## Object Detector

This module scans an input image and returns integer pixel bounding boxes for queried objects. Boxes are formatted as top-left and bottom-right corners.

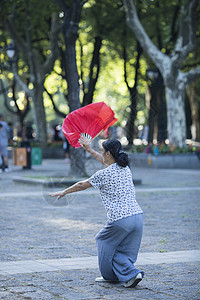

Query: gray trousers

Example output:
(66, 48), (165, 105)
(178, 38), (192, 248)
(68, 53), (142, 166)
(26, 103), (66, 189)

(95, 214), (144, 282)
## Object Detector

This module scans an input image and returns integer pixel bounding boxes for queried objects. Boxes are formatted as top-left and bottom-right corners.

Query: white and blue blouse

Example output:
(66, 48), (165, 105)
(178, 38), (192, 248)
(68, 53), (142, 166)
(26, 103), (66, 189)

(89, 163), (143, 223)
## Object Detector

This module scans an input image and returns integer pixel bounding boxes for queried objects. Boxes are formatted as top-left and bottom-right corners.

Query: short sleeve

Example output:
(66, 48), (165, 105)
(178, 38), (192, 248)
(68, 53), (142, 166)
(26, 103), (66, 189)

(88, 169), (104, 189)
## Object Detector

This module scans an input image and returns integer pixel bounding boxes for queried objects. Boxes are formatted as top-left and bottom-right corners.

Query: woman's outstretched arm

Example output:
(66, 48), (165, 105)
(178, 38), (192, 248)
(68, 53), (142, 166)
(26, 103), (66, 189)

(49, 179), (92, 200)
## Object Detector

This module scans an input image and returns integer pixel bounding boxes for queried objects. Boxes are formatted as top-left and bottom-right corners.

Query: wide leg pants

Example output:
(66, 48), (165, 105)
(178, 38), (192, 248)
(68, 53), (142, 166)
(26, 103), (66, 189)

(95, 214), (144, 282)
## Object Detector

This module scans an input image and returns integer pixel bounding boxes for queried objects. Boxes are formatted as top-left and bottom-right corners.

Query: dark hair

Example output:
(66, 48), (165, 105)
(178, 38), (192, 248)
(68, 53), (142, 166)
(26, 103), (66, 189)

(102, 139), (129, 167)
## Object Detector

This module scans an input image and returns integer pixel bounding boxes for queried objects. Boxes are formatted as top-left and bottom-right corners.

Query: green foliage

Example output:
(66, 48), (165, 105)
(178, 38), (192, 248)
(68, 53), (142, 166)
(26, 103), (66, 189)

(0, 0), (199, 141)
(131, 144), (146, 153)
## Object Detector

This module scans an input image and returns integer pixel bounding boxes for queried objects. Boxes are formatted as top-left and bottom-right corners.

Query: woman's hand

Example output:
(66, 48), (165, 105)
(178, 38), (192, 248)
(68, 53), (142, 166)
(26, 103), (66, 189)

(48, 190), (66, 200)
(79, 136), (91, 152)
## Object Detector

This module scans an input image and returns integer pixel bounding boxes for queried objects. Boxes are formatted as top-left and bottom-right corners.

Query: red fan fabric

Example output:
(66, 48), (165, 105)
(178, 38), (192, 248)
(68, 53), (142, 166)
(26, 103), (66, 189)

(62, 102), (118, 148)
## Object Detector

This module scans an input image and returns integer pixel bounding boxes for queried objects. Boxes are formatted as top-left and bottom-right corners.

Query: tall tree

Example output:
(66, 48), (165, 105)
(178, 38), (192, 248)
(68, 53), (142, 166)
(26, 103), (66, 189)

(1, 0), (60, 146)
(55, 0), (87, 176)
(124, 0), (200, 147)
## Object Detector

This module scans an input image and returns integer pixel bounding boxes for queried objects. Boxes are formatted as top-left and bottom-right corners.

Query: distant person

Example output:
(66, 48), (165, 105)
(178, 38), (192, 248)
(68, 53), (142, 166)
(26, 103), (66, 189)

(63, 138), (70, 163)
(8, 122), (13, 143)
(47, 124), (53, 144)
(54, 125), (62, 141)
(16, 123), (23, 139)
(26, 123), (34, 139)
(143, 125), (149, 142)
(58, 128), (70, 163)
(0, 123), (3, 171)
(49, 138), (144, 288)
(0, 114), (10, 172)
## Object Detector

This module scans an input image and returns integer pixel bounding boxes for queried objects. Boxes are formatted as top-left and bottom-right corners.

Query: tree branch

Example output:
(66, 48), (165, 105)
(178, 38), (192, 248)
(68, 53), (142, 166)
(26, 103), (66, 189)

(0, 79), (14, 114)
(123, 45), (130, 91)
(12, 63), (33, 97)
(43, 13), (60, 74)
(82, 36), (102, 106)
(169, 0), (181, 44)
(6, 14), (28, 61)
(25, 3), (35, 81)
(173, 0), (199, 64)
(79, 38), (85, 93)
(12, 79), (21, 114)
(0, 85), (9, 96)
(123, 0), (170, 74)
(183, 67), (200, 84)
(44, 87), (66, 118)
(54, 0), (69, 13)
(155, 0), (163, 50)
(81, 0), (88, 8)
(23, 93), (31, 117)
(6, 12), (40, 83)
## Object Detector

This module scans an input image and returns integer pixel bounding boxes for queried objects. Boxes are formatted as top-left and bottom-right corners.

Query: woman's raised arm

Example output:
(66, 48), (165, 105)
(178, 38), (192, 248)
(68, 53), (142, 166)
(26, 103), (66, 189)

(79, 136), (106, 166)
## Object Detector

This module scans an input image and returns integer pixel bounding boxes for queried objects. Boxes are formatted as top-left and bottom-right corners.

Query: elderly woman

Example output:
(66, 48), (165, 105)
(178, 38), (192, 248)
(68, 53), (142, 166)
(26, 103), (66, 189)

(49, 138), (144, 288)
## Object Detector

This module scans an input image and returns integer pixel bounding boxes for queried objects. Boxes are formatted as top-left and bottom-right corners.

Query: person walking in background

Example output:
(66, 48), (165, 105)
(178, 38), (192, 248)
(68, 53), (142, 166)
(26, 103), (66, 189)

(0, 114), (10, 172)
(58, 128), (70, 164)
(63, 137), (70, 163)
(8, 122), (13, 144)
(49, 137), (144, 288)
(0, 123), (4, 172)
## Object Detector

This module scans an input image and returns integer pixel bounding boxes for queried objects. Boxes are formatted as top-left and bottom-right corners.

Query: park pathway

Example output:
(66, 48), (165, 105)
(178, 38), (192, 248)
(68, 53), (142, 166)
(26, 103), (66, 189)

(0, 159), (199, 299)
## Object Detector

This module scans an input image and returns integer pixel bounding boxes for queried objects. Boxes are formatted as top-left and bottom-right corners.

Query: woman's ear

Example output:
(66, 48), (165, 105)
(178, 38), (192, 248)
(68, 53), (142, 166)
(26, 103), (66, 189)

(106, 151), (111, 157)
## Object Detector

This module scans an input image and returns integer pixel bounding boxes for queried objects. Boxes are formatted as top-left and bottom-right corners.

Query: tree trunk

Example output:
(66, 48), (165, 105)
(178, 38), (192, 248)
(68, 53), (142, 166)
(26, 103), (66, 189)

(33, 83), (47, 147)
(126, 87), (137, 145)
(165, 85), (186, 148)
(65, 42), (81, 112)
(157, 75), (166, 143)
(186, 82), (200, 141)
(64, 42), (86, 176)
(61, 0), (86, 177)
(69, 147), (86, 177)
(124, 42), (142, 145)
(147, 81), (158, 143)
(82, 36), (102, 106)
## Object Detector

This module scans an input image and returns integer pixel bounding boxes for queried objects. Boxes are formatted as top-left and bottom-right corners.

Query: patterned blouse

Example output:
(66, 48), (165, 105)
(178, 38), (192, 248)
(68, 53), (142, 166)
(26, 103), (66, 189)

(89, 163), (143, 223)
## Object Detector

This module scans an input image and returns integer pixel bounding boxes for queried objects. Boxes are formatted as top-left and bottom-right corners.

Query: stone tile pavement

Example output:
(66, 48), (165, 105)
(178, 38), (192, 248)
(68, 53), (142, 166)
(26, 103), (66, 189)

(0, 158), (200, 299)
(0, 250), (199, 276)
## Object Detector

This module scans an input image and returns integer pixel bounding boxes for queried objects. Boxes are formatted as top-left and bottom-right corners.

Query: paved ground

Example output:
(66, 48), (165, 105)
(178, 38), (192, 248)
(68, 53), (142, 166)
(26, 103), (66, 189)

(0, 158), (200, 299)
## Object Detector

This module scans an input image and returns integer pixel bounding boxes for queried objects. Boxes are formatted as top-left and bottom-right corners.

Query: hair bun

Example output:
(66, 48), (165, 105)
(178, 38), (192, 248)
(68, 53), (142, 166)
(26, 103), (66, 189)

(102, 139), (129, 167)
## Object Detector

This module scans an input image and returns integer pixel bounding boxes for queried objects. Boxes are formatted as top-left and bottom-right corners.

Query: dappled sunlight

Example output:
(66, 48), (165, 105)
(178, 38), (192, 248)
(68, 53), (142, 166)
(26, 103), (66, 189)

(45, 218), (100, 231)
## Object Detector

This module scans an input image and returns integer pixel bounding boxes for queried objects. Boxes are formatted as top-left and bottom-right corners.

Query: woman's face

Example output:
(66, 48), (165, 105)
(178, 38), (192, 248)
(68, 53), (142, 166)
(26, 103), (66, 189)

(102, 147), (115, 165)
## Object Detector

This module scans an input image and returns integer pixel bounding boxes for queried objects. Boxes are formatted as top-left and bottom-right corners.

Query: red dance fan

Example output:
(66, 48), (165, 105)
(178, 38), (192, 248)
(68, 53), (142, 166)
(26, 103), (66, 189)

(62, 102), (118, 148)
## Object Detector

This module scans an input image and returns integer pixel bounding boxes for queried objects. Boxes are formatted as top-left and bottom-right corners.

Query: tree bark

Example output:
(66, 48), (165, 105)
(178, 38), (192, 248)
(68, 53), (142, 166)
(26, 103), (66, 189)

(186, 82), (200, 141)
(32, 82), (48, 145)
(165, 85), (186, 148)
(64, 38), (81, 112)
(147, 79), (158, 144)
